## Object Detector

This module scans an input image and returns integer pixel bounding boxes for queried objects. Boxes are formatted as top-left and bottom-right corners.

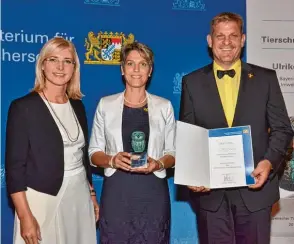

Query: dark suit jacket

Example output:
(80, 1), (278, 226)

(179, 62), (293, 212)
(5, 91), (92, 196)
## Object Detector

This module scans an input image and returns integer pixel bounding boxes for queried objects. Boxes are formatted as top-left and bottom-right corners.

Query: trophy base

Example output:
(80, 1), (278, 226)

(130, 152), (148, 168)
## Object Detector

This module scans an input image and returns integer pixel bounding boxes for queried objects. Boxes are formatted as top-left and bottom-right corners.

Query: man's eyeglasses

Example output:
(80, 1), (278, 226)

(44, 57), (75, 67)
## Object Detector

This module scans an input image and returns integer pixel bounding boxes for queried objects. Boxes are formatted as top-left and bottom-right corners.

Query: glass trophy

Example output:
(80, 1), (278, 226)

(130, 131), (148, 168)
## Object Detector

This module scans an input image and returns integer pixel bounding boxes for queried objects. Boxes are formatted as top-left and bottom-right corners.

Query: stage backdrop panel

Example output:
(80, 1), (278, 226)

(1, 1), (245, 243)
(247, 1), (294, 243)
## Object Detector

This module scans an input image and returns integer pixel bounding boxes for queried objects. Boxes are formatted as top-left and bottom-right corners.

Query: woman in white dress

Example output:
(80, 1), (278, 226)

(5, 37), (98, 244)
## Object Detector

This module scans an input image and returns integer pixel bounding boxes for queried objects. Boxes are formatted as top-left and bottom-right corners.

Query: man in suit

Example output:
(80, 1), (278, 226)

(179, 12), (293, 244)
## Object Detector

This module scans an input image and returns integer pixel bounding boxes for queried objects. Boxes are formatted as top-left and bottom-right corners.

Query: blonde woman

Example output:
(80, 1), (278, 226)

(6, 37), (98, 244)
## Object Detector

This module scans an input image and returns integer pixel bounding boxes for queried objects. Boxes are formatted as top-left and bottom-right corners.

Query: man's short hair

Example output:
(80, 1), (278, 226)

(210, 12), (244, 34)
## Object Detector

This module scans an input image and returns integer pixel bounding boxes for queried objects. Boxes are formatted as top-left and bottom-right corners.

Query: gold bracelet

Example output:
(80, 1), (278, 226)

(157, 159), (165, 171)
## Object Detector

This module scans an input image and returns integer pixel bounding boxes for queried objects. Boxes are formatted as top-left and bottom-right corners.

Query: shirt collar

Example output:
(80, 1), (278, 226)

(213, 59), (241, 72)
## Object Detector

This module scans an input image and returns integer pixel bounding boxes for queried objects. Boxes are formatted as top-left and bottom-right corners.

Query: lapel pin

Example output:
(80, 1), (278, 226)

(248, 73), (254, 79)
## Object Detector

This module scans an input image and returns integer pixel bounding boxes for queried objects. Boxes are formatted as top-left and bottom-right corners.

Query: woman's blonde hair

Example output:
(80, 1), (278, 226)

(32, 37), (83, 99)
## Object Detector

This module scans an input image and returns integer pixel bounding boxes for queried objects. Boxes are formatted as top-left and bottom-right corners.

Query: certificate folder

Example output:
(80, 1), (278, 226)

(174, 121), (255, 189)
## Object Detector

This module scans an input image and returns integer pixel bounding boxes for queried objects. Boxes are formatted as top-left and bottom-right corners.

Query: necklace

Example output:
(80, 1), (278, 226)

(42, 91), (80, 143)
(123, 93), (147, 105)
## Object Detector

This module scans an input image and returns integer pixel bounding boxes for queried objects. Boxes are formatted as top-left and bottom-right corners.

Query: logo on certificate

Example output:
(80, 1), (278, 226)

(243, 129), (249, 134)
(223, 174), (234, 184)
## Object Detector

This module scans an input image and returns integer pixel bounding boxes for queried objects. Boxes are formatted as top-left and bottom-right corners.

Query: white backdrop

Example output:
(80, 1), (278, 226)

(246, 1), (294, 243)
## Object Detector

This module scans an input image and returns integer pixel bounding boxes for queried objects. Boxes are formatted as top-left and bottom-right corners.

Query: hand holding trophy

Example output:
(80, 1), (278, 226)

(130, 131), (162, 174)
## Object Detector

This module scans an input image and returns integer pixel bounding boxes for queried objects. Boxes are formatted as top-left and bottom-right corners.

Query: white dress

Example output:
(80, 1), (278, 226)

(13, 100), (97, 244)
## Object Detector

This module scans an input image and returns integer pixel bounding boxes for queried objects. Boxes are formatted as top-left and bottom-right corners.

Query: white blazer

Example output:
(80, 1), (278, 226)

(89, 92), (176, 178)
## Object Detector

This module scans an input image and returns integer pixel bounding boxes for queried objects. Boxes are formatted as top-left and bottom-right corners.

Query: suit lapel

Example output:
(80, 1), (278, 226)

(204, 64), (228, 127)
(117, 94), (124, 152)
(232, 62), (253, 126)
(114, 93), (124, 152)
(31, 92), (64, 151)
(146, 92), (154, 156)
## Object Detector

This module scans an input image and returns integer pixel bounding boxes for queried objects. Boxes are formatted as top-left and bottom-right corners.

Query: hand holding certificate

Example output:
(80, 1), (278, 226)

(174, 121), (255, 189)
(249, 159), (272, 189)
